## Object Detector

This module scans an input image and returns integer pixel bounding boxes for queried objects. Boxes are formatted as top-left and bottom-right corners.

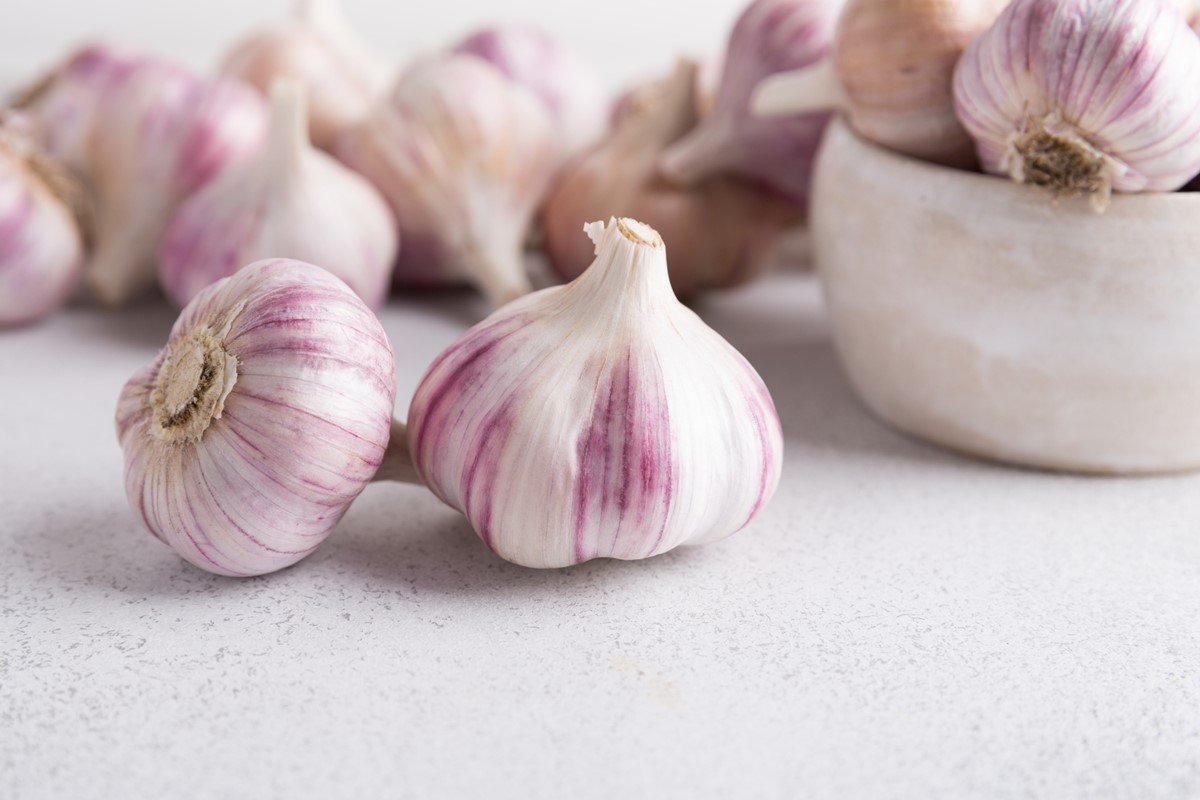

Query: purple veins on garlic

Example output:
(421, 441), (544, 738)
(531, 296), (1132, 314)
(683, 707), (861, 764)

(336, 54), (559, 308)
(115, 259), (398, 577)
(407, 217), (783, 569)
(158, 79), (397, 309)
(219, 0), (393, 151)
(953, 0), (1200, 211)
(660, 0), (844, 208)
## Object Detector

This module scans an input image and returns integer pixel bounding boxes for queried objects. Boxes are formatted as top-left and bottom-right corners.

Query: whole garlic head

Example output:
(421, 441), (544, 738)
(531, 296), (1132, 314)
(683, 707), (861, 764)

(220, 0), (393, 150)
(407, 217), (784, 569)
(337, 54), (559, 307)
(159, 80), (398, 309)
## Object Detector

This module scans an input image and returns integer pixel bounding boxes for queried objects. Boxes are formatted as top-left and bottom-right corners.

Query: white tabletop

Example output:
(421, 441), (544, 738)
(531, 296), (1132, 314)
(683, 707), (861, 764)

(3, 266), (1199, 800)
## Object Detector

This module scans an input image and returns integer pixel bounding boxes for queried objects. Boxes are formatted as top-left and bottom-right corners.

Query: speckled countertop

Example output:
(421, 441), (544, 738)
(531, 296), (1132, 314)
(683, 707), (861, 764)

(3, 269), (1199, 800)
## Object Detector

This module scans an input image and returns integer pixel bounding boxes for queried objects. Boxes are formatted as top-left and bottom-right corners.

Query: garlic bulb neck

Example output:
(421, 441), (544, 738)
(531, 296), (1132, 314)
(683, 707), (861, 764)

(1006, 113), (1114, 211)
(265, 78), (309, 181)
(150, 321), (239, 444)
(557, 219), (674, 319)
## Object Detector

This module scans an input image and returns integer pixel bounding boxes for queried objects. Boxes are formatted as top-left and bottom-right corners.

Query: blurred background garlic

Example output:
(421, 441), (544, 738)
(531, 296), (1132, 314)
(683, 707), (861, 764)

(544, 61), (797, 295)
(159, 80), (397, 309)
(451, 25), (608, 159)
(337, 54), (558, 308)
(0, 116), (85, 328)
(954, 0), (1200, 209)
(116, 259), (397, 577)
(219, 0), (393, 151)
(660, 0), (844, 209)
(754, 0), (1009, 168)
(407, 217), (783, 569)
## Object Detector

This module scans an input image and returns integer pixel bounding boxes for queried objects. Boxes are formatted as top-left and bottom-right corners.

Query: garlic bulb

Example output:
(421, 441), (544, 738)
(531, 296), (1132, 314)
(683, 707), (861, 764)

(0, 118), (85, 328)
(20, 50), (266, 305)
(544, 61), (796, 295)
(954, 0), (1200, 209)
(159, 80), (397, 309)
(337, 55), (558, 307)
(660, 0), (843, 207)
(753, 0), (1009, 168)
(451, 26), (608, 157)
(220, 0), (393, 151)
(407, 217), (783, 569)
(115, 259), (397, 577)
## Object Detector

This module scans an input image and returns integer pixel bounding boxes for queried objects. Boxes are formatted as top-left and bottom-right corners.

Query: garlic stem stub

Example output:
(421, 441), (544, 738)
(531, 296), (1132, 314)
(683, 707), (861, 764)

(954, 0), (1200, 210)
(115, 259), (399, 577)
(158, 79), (398, 309)
(337, 54), (558, 308)
(407, 218), (784, 569)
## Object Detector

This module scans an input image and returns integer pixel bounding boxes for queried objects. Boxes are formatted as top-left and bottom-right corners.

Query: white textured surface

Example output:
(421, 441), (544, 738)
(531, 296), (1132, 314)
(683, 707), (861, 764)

(3, 271), (1200, 799)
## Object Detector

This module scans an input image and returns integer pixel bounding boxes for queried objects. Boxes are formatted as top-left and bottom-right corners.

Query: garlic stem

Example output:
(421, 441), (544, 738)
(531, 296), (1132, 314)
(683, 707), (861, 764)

(265, 79), (309, 183)
(372, 418), (422, 484)
(751, 58), (844, 118)
(462, 239), (534, 309)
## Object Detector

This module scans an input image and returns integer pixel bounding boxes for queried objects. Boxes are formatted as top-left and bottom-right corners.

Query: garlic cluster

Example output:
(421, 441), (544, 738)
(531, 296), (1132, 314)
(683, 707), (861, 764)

(0, 118), (85, 328)
(754, 0), (1008, 168)
(21, 48), (266, 305)
(451, 26), (608, 158)
(220, 0), (393, 151)
(544, 61), (796, 295)
(660, 0), (843, 208)
(954, 0), (1200, 209)
(116, 259), (397, 577)
(337, 55), (558, 307)
(159, 80), (397, 309)
(407, 217), (783, 569)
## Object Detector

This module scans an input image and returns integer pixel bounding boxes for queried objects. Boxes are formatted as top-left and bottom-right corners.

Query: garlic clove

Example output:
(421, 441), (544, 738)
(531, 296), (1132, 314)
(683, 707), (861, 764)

(954, 0), (1200, 209)
(660, 0), (843, 208)
(407, 217), (784, 569)
(0, 117), (86, 328)
(544, 60), (798, 295)
(115, 258), (398, 577)
(336, 54), (559, 308)
(220, 0), (393, 151)
(159, 79), (398, 309)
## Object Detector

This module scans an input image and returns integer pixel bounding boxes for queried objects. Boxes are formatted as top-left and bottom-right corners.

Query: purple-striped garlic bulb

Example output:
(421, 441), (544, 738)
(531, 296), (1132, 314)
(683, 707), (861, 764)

(451, 26), (608, 158)
(219, 0), (393, 150)
(660, 0), (844, 208)
(159, 80), (397, 309)
(20, 49), (267, 305)
(336, 55), (559, 308)
(954, 0), (1200, 210)
(407, 217), (784, 569)
(0, 118), (86, 328)
(115, 259), (403, 577)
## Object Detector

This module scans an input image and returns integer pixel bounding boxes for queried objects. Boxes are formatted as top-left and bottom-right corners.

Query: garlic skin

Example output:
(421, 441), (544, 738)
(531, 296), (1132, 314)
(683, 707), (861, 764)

(0, 122), (85, 328)
(159, 80), (397, 309)
(220, 0), (393, 151)
(115, 259), (397, 577)
(660, 0), (843, 207)
(337, 55), (558, 307)
(954, 0), (1200, 209)
(544, 61), (796, 295)
(408, 218), (782, 569)
(451, 26), (608, 157)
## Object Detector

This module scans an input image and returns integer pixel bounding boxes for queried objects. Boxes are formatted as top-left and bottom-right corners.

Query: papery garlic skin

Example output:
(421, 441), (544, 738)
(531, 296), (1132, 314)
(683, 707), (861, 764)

(451, 26), (608, 157)
(159, 80), (397, 309)
(220, 0), (393, 150)
(0, 125), (84, 328)
(954, 0), (1200, 208)
(408, 218), (783, 569)
(337, 55), (558, 307)
(660, 0), (843, 207)
(115, 259), (397, 577)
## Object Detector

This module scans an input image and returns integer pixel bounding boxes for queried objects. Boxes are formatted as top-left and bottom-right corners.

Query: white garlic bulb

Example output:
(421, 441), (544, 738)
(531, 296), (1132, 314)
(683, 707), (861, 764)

(337, 54), (559, 308)
(407, 217), (784, 569)
(954, 0), (1200, 209)
(0, 119), (85, 328)
(220, 0), (393, 150)
(116, 259), (397, 577)
(158, 80), (398, 309)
